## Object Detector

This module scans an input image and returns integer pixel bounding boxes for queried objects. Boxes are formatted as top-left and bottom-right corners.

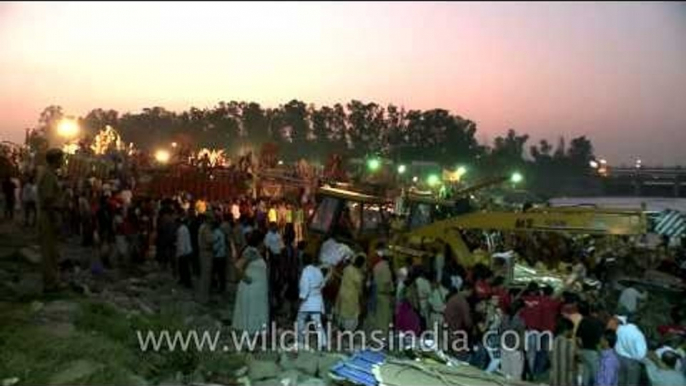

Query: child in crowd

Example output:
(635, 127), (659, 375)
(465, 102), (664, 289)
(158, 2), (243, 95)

(596, 330), (620, 386)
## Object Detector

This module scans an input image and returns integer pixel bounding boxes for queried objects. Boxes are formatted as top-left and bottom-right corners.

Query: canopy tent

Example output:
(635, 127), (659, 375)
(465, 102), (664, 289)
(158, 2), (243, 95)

(653, 209), (686, 238)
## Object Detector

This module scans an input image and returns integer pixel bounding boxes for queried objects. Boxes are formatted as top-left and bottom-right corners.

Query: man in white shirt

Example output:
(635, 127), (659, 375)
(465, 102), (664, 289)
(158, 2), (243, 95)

(175, 217), (193, 288)
(264, 222), (284, 258)
(608, 316), (648, 386)
(21, 177), (38, 227)
(618, 285), (647, 316)
(297, 253), (328, 350)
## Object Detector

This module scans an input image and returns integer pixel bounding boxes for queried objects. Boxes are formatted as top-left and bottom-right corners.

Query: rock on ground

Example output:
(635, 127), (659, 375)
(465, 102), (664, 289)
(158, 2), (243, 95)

(48, 360), (104, 385)
(39, 321), (76, 338)
(247, 359), (280, 381)
(293, 351), (319, 376)
(279, 369), (302, 386)
(298, 377), (327, 386)
(19, 246), (41, 264)
(39, 300), (80, 322)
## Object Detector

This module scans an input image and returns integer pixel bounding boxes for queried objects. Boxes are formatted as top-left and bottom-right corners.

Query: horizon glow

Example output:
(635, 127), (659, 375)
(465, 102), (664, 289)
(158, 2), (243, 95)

(1, 2), (685, 165)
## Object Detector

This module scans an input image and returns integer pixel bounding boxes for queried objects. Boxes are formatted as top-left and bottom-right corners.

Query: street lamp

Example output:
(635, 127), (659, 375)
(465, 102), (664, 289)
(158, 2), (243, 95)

(589, 160), (599, 169)
(456, 166), (467, 176)
(397, 164), (407, 174)
(510, 172), (523, 184)
(155, 149), (171, 164)
(427, 174), (441, 187)
(367, 157), (381, 172)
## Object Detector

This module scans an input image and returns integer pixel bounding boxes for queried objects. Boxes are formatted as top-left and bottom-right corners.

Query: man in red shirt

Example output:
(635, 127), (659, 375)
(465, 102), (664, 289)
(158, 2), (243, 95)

(518, 282), (546, 381)
(490, 276), (511, 312)
(537, 285), (562, 376)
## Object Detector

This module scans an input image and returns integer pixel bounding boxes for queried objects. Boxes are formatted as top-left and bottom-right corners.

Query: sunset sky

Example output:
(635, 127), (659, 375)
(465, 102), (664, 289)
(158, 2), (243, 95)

(1, 2), (685, 165)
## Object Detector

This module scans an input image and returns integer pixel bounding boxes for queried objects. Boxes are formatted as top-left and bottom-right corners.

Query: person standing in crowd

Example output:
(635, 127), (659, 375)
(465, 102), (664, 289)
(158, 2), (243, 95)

(434, 246), (445, 284)
(427, 276), (450, 332)
(277, 201), (287, 233)
(293, 204), (304, 244)
(643, 350), (686, 386)
(537, 285), (561, 376)
(481, 292), (504, 373)
(112, 206), (128, 268)
(596, 330), (620, 386)
(335, 253), (365, 332)
(414, 265), (432, 328)
(285, 202), (293, 232)
(575, 302), (606, 386)
(394, 273), (422, 336)
(280, 223), (300, 321)
(519, 281), (544, 381)
(268, 203), (278, 226)
(607, 315), (648, 386)
(264, 221), (284, 311)
(37, 149), (64, 292)
(21, 175), (37, 227)
(297, 252), (328, 350)
(211, 217), (227, 294)
(219, 214), (236, 284)
(197, 213), (215, 304)
(550, 318), (578, 386)
(444, 282), (474, 360)
(233, 230), (269, 334)
(2, 176), (16, 220)
(255, 200), (267, 232)
(499, 299), (526, 381)
(367, 245), (394, 335)
(395, 260), (410, 305)
(231, 200), (241, 223)
(188, 208), (201, 277)
(155, 204), (176, 272)
(175, 213), (193, 288)
(618, 284), (647, 319)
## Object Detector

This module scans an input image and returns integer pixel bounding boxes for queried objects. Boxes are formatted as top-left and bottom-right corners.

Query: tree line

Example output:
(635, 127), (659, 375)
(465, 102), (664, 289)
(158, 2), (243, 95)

(32, 101), (597, 196)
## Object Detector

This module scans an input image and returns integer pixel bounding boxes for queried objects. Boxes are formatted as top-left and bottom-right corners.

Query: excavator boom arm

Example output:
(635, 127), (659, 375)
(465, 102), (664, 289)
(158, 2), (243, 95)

(433, 210), (648, 235)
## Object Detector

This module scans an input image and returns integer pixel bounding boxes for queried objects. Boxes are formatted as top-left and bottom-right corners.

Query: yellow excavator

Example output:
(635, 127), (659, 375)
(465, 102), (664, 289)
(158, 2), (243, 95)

(305, 177), (648, 291)
(390, 205), (647, 266)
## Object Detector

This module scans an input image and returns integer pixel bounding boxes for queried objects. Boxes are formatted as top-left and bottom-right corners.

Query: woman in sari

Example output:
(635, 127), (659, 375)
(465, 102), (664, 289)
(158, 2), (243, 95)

(232, 230), (269, 334)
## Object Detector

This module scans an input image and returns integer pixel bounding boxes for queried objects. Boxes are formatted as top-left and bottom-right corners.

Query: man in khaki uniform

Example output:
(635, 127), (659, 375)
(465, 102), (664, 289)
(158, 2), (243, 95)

(38, 149), (64, 292)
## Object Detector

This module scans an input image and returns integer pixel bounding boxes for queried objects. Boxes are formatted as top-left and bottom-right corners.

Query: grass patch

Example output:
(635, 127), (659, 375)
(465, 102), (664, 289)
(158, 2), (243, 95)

(0, 297), (213, 385)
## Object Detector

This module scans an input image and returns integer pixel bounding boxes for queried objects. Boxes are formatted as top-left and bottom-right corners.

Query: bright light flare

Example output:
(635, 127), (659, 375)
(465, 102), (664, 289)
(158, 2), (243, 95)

(367, 158), (381, 172)
(427, 174), (441, 187)
(511, 172), (523, 184)
(57, 119), (79, 139)
(397, 164), (406, 174)
(155, 149), (171, 164)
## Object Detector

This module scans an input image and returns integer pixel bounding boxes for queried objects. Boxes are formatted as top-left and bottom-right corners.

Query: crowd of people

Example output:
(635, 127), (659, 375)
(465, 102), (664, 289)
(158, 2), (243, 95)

(3, 148), (686, 386)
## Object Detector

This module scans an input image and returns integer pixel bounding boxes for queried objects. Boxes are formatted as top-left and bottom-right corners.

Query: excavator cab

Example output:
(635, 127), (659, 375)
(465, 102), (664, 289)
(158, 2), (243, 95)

(306, 185), (392, 258)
